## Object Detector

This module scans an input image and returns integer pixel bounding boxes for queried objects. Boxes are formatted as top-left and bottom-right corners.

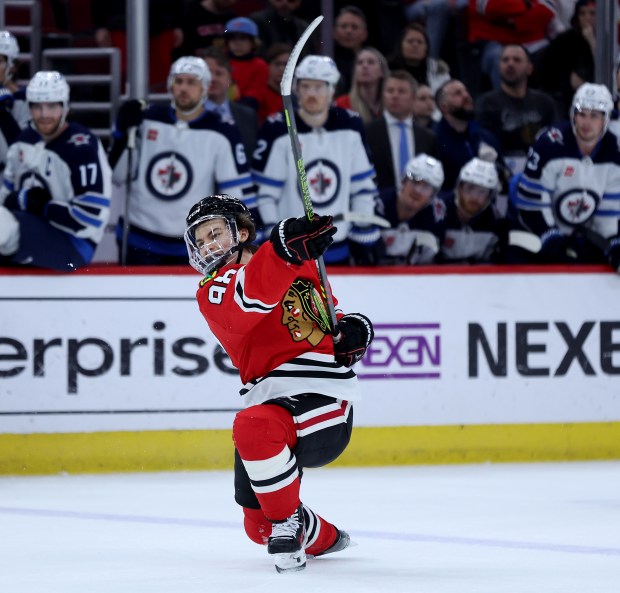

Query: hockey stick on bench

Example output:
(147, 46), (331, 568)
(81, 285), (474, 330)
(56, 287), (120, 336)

(280, 15), (340, 337)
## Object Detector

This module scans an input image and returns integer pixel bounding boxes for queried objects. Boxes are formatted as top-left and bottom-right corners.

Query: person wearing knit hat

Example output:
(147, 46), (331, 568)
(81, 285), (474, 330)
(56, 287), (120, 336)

(224, 16), (268, 111)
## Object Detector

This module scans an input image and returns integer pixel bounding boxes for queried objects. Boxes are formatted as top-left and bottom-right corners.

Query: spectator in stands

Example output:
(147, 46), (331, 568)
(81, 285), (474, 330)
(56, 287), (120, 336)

(511, 83), (620, 271)
(377, 153), (447, 265)
(0, 71), (111, 271)
(255, 43), (291, 125)
(201, 47), (258, 160)
(108, 57), (254, 265)
(0, 31), (29, 180)
(224, 17), (269, 111)
(332, 6), (368, 97)
(412, 83), (438, 129)
(180, 0), (238, 57)
(475, 44), (559, 176)
(438, 157), (506, 263)
(608, 55), (620, 139)
(434, 78), (504, 192)
(387, 23), (451, 94)
(461, 0), (556, 99)
(249, 0), (311, 58)
(536, 0), (596, 116)
(404, 0), (468, 60)
(335, 47), (389, 124)
(0, 31), (27, 127)
(366, 70), (438, 193)
(252, 55), (380, 265)
(91, 0), (183, 92)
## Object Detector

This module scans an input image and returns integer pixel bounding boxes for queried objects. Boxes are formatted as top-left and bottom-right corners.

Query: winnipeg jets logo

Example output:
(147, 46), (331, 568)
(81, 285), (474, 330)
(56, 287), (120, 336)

(555, 189), (598, 225)
(146, 151), (193, 200)
(546, 127), (564, 144)
(303, 158), (340, 208)
(67, 133), (90, 146)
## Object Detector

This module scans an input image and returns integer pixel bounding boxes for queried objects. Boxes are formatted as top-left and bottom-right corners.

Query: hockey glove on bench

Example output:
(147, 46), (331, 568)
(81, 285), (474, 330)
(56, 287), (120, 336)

(5, 186), (52, 217)
(334, 313), (374, 367)
(270, 215), (336, 265)
(606, 236), (620, 273)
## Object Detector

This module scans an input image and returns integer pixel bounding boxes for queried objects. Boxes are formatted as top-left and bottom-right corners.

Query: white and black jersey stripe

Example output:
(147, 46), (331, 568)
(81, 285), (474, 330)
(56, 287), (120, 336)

(245, 446), (299, 495)
(240, 353), (361, 407)
(303, 505), (321, 550)
(233, 266), (278, 313)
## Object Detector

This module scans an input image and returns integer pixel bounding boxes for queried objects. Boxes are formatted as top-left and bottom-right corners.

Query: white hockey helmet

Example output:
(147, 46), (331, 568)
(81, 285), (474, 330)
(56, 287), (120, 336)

(167, 56), (212, 95)
(404, 154), (444, 191)
(0, 31), (19, 66)
(458, 157), (498, 191)
(456, 157), (498, 215)
(571, 82), (613, 135)
(295, 55), (340, 88)
(26, 71), (70, 107)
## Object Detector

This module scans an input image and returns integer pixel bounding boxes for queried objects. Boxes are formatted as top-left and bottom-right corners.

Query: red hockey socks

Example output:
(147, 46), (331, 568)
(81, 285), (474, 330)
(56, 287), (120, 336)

(242, 507), (271, 545)
(242, 505), (338, 556)
(233, 404), (300, 521)
(302, 504), (338, 556)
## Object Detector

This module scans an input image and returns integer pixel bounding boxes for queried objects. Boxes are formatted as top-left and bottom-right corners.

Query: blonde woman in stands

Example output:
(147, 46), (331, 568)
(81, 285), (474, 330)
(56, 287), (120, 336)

(335, 47), (389, 124)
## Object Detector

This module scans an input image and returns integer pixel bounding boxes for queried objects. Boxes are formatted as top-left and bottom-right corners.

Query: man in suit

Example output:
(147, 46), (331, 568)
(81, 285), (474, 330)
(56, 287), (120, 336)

(365, 70), (437, 192)
(201, 47), (258, 161)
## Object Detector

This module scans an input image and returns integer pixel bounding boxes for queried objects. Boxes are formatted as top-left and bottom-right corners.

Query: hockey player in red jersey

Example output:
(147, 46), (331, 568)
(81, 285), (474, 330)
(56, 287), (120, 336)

(184, 194), (374, 573)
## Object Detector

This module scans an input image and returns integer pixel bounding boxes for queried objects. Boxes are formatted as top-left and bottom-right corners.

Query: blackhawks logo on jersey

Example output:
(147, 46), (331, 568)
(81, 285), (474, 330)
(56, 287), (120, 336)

(281, 278), (330, 346)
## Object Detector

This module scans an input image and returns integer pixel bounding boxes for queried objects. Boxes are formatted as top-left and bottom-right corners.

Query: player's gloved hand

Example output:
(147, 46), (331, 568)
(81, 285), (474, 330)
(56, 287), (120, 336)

(334, 313), (374, 367)
(115, 99), (144, 134)
(539, 229), (571, 263)
(14, 186), (52, 216)
(0, 87), (14, 111)
(605, 236), (620, 273)
(270, 215), (336, 265)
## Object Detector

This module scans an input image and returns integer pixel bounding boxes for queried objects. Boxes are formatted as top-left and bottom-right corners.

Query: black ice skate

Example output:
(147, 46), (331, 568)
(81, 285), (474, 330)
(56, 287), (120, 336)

(268, 504), (306, 573)
(309, 528), (357, 558)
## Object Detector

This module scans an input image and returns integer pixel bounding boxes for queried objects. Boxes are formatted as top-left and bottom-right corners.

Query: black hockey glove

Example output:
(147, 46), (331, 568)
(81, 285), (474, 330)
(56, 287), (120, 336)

(115, 99), (144, 134)
(270, 215), (336, 265)
(605, 236), (620, 273)
(13, 186), (52, 217)
(539, 229), (572, 263)
(334, 313), (374, 367)
(0, 87), (14, 111)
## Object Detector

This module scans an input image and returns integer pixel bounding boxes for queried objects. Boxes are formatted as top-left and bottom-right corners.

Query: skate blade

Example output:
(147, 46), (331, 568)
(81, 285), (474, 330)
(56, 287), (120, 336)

(273, 549), (307, 573)
(307, 538), (358, 559)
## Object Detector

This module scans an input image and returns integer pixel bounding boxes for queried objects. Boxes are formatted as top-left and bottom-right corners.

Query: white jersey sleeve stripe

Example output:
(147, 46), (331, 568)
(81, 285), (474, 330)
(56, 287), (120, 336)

(233, 267), (279, 313)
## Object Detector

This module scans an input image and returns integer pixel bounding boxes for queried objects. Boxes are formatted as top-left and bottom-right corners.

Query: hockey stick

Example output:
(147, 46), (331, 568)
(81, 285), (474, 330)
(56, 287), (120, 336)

(120, 125), (137, 266)
(280, 15), (340, 337)
(333, 211), (391, 229)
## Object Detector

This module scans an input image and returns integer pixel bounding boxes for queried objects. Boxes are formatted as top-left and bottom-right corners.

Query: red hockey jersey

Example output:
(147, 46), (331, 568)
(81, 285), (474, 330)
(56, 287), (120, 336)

(195, 242), (362, 407)
(468, 0), (556, 46)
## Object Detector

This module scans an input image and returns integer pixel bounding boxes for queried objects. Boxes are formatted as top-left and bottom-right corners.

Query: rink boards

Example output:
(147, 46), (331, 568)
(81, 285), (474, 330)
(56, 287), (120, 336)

(1, 265), (619, 474)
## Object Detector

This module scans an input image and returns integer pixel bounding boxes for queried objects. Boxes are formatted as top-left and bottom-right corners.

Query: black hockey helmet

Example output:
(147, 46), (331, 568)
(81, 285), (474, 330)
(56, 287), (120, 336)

(184, 194), (254, 276)
(186, 194), (251, 227)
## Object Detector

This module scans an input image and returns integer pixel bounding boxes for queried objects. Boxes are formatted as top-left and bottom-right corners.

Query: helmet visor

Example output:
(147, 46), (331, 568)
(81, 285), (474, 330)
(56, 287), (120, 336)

(184, 215), (239, 275)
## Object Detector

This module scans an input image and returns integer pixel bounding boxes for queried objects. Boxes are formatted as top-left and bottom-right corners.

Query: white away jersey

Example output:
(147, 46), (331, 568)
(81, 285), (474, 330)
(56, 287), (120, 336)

(0, 122), (112, 244)
(515, 122), (620, 239)
(112, 105), (254, 237)
(252, 107), (378, 244)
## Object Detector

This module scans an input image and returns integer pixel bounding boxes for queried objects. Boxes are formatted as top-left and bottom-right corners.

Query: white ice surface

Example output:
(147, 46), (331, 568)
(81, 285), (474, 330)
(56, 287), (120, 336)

(0, 462), (618, 593)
